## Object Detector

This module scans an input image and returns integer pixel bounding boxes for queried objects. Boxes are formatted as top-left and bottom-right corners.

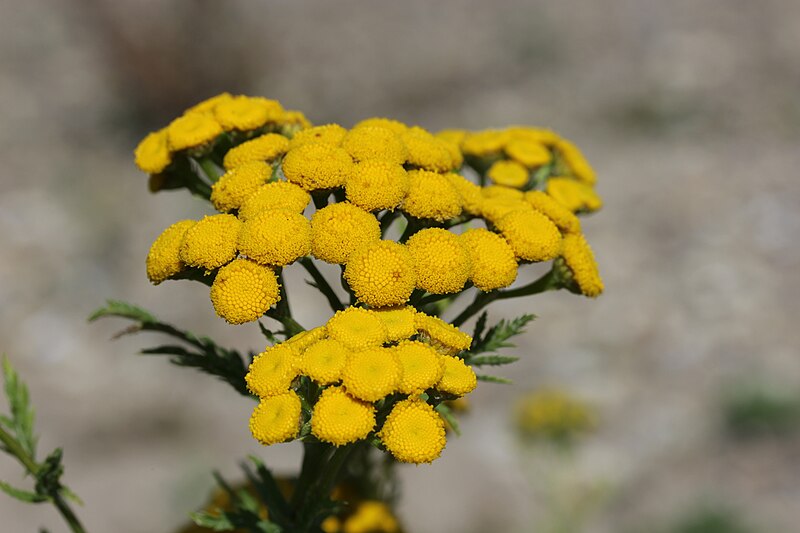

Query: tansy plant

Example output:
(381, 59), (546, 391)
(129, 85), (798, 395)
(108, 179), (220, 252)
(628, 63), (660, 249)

(2, 93), (604, 532)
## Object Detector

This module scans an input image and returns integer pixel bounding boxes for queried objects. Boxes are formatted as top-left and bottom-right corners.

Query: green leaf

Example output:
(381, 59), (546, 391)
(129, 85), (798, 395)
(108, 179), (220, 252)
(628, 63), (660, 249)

(476, 374), (513, 385)
(468, 355), (520, 367)
(471, 311), (488, 349)
(190, 510), (236, 531)
(258, 322), (280, 345)
(0, 480), (48, 503)
(434, 403), (461, 436)
(2, 356), (37, 459)
(468, 314), (535, 356)
(242, 456), (292, 526)
(35, 448), (64, 496)
(87, 299), (156, 324)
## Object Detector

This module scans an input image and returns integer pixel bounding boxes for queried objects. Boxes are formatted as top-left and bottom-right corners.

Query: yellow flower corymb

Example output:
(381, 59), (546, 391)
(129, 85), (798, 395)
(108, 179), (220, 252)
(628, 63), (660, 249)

(311, 386), (376, 446)
(238, 209), (311, 266)
(437, 356), (477, 396)
(146, 220), (196, 284)
(238, 181), (311, 221)
(222, 133), (289, 170)
(342, 347), (401, 402)
(394, 341), (444, 395)
(326, 307), (388, 351)
(134, 130), (171, 174)
(300, 339), (349, 385)
(250, 391), (301, 445)
(341, 126), (407, 165)
(460, 228), (518, 291)
(402, 170), (462, 222)
(211, 161), (272, 213)
(344, 241), (417, 307)
(495, 209), (562, 262)
(379, 398), (446, 464)
(561, 233), (604, 297)
(179, 214), (241, 270)
(406, 228), (471, 294)
(346, 160), (409, 212)
(246, 344), (298, 398)
(210, 258), (280, 324)
(310, 202), (380, 264)
(166, 112), (223, 152)
(282, 142), (354, 191)
(556, 139), (596, 185)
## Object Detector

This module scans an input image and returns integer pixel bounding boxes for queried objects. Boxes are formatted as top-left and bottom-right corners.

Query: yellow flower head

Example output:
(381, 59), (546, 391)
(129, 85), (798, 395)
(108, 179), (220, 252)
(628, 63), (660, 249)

(483, 184), (524, 200)
(354, 117), (408, 135)
(284, 326), (328, 353)
(402, 170), (462, 222)
(179, 214), (241, 270)
(222, 133), (290, 170)
(406, 228), (471, 294)
(505, 139), (551, 168)
(401, 126), (455, 172)
(238, 181), (311, 221)
(480, 196), (531, 225)
(210, 258), (281, 324)
(288, 124), (347, 150)
(342, 347), (401, 402)
(326, 307), (388, 351)
(546, 178), (603, 213)
(561, 233), (603, 297)
(250, 391), (301, 445)
(394, 341), (444, 394)
(445, 173), (483, 216)
(343, 501), (400, 533)
(556, 139), (596, 185)
(211, 161), (272, 213)
(246, 344), (299, 397)
(166, 112), (223, 151)
(311, 386), (376, 446)
(461, 129), (509, 157)
(238, 209), (312, 266)
(495, 209), (562, 262)
(300, 339), (349, 385)
(214, 95), (284, 131)
(487, 160), (529, 189)
(282, 142), (354, 191)
(373, 306), (417, 342)
(346, 160), (409, 212)
(310, 202), (381, 264)
(460, 228), (518, 291)
(279, 109), (312, 136)
(507, 126), (561, 147)
(134, 130), (171, 174)
(435, 129), (467, 146)
(524, 190), (581, 234)
(516, 389), (595, 441)
(344, 241), (417, 307)
(436, 356), (477, 396)
(435, 130), (466, 169)
(341, 126), (407, 165)
(184, 93), (233, 115)
(146, 220), (196, 284)
(413, 313), (472, 355)
(378, 398), (446, 464)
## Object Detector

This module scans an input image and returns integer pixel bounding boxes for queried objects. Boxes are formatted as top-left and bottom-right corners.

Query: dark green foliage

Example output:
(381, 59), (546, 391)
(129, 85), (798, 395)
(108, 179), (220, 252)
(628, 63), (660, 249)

(723, 385), (800, 439)
(459, 312), (534, 385)
(2, 356), (37, 459)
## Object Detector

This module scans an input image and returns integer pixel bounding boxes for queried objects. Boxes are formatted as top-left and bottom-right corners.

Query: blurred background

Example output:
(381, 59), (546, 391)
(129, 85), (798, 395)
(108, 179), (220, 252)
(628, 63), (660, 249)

(1, 1), (799, 531)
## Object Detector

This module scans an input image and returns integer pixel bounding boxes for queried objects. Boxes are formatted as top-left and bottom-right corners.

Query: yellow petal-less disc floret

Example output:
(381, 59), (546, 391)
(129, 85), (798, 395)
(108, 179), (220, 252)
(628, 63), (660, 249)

(460, 228), (518, 291)
(300, 339), (349, 385)
(394, 341), (445, 394)
(238, 181), (311, 221)
(436, 356), (477, 396)
(414, 313), (472, 355)
(373, 306), (417, 342)
(146, 220), (196, 284)
(507, 126), (561, 147)
(401, 126), (455, 172)
(494, 209), (562, 262)
(555, 139), (596, 185)
(341, 347), (401, 402)
(546, 178), (603, 213)
(354, 117), (408, 135)
(134, 130), (171, 174)
(282, 143), (354, 191)
(341, 126), (408, 165)
(179, 214), (241, 270)
(346, 160), (409, 212)
(238, 209), (312, 266)
(214, 95), (284, 131)
(250, 391), (302, 445)
(560, 233), (604, 297)
(184, 93), (233, 115)
(487, 160), (529, 189)
(284, 327), (328, 353)
(524, 190), (581, 234)
(288, 124), (347, 150)
(406, 228), (471, 294)
(378, 398), (446, 464)
(211, 161), (272, 213)
(480, 196), (531, 225)
(246, 344), (299, 397)
(222, 133), (289, 170)
(344, 241), (417, 307)
(402, 170), (462, 222)
(326, 307), (388, 351)
(310, 203), (381, 264)
(461, 129), (509, 157)
(505, 139), (551, 168)
(210, 258), (280, 324)
(166, 112), (223, 152)
(311, 386), (376, 446)
(445, 174), (483, 216)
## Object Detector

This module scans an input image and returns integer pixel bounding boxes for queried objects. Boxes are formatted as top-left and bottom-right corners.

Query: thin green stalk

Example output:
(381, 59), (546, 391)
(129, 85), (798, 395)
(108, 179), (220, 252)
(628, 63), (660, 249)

(299, 258), (344, 312)
(197, 156), (222, 183)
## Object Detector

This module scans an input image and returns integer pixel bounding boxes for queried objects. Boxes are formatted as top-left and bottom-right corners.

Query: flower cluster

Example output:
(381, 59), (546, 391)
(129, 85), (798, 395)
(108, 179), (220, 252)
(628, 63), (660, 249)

(515, 389), (595, 443)
(246, 306), (475, 464)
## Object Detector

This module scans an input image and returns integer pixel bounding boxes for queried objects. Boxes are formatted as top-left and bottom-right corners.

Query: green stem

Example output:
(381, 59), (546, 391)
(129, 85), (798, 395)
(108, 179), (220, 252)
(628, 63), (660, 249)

(52, 493), (87, 533)
(266, 272), (306, 337)
(197, 156), (222, 183)
(379, 210), (400, 237)
(298, 445), (354, 531)
(299, 258), (344, 312)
